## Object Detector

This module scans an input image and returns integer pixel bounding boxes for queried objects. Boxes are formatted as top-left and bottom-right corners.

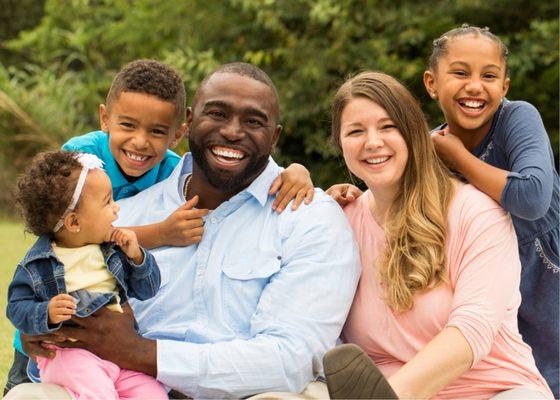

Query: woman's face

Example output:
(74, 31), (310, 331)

(340, 97), (408, 194)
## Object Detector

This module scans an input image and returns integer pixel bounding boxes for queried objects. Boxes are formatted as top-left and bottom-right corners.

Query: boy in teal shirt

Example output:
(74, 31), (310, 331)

(5, 59), (314, 394)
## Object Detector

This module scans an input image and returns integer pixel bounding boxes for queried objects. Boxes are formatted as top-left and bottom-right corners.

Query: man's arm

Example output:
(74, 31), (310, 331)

(51, 198), (360, 398)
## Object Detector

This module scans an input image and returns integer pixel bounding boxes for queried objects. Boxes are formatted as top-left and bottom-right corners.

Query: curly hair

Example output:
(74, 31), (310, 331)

(106, 59), (186, 123)
(429, 24), (509, 76)
(16, 151), (82, 237)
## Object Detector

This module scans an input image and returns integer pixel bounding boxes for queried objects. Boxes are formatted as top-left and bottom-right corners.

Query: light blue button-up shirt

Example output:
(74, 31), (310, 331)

(116, 153), (360, 399)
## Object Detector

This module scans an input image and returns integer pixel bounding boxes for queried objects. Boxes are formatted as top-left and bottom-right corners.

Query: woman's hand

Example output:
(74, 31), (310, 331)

(269, 163), (314, 212)
(326, 183), (363, 207)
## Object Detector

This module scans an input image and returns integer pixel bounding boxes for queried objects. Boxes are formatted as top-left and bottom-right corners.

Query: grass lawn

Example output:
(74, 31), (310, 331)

(0, 220), (36, 391)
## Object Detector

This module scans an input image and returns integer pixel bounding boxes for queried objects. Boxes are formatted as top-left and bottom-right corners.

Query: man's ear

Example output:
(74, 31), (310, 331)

(99, 104), (109, 132)
(270, 124), (283, 154)
(423, 70), (438, 100)
(62, 212), (80, 234)
(169, 123), (187, 149)
(185, 107), (193, 139)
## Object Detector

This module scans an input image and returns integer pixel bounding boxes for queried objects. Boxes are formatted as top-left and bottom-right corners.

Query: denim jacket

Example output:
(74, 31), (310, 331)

(6, 235), (160, 335)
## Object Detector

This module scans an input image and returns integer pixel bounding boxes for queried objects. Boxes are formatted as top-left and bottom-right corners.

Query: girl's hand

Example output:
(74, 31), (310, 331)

(111, 228), (143, 264)
(269, 163), (314, 213)
(48, 293), (76, 324)
(326, 184), (363, 207)
(431, 128), (468, 171)
(158, 195), (208, 246)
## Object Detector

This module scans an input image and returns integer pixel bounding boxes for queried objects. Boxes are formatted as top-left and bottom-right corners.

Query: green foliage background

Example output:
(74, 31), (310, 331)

(0, 0), (558, 212)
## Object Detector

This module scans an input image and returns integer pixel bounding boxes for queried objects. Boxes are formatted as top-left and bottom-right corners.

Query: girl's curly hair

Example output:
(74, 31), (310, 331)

(16, 151), (82, 236)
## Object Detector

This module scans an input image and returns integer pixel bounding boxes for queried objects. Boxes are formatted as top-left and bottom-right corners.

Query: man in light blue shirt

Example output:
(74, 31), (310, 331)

(12, 62), (360, 399)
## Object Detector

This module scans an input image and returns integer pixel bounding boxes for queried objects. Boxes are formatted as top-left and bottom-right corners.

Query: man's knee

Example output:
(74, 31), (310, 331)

(3, 383), (71, 400)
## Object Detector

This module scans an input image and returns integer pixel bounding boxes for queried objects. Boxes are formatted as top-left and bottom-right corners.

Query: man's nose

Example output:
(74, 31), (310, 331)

(220, 118), (244, 141)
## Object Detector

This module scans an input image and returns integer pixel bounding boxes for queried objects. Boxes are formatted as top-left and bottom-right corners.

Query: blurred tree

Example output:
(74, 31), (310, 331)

(0, 0), (557, 212)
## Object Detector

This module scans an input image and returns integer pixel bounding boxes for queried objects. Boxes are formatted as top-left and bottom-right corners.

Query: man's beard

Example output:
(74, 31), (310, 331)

(189, 139), (269, 192)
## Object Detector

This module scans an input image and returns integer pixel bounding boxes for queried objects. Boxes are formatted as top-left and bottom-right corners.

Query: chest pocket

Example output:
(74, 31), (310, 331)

(221, 256), (281, 334)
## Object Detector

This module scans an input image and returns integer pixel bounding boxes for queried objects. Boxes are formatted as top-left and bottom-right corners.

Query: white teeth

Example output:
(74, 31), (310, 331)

(366, 156), (389, 164)
(125, 151), (148, 162)
(211, 148), (244, 159)
(461, 100), (485, 108)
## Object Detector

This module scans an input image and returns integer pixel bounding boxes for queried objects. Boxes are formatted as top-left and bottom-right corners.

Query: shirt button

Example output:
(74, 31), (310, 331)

(210, 217), (217, 224)
(197, 270), (203, 276)
(248, 268), (253, 273)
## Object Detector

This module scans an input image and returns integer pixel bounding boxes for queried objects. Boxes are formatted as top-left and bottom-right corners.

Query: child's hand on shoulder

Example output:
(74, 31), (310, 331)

(326, 183), (363, 207)
(159, 195), (209, 247)
(269, 163), (314, 213)
(48, 293), (76, 324)
(431, 127), (468, 171)
(111, 228), (144, 265)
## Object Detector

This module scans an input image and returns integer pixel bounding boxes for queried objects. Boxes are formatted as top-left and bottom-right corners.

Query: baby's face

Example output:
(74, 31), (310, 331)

(76, 169), (119, 243)
(100, 91), (183, 179)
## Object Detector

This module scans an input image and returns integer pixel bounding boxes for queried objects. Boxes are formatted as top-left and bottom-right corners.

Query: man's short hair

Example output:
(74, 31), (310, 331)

(193, 62), (280, 120)
(106, 59), (186, 124)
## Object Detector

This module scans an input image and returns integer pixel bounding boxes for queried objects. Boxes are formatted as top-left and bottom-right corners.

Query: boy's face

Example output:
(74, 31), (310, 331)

(100, 92), (186, 178)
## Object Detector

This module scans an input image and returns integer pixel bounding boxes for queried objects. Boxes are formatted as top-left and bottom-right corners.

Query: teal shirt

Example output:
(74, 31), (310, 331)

(13, 130), (181, 354)
(62, 130), (181, 200)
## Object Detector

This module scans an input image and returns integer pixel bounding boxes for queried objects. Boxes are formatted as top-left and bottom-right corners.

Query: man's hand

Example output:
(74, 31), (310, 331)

(20, 332), (66, 361)
(48, 293), (77, 324)
(431, 128), (468, 171)
(57, 306), (157, 376)
(111, 228), (143, 264)
(158, 195), (209, 246)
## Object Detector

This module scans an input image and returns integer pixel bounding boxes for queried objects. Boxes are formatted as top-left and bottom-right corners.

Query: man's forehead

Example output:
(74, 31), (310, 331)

(197, 72), (279, 117)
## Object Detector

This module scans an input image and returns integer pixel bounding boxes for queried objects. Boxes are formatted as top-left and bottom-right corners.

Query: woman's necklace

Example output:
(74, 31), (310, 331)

(183, 174), (193, 200)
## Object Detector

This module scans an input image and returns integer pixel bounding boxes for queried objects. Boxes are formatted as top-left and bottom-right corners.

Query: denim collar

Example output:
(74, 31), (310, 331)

(21, 235), (118, 266)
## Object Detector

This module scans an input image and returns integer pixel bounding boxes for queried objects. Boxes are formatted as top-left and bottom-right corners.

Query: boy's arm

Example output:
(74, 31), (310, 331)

(269, 163), (314, 212)
(127, 196), (208, 249)
(7, 266), (60, 335)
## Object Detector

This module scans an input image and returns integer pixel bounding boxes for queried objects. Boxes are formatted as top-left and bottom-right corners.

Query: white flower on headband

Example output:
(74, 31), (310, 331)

(53, 153), (105, 232)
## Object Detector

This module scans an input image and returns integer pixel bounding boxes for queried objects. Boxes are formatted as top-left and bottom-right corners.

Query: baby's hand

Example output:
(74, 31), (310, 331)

(269, 163), (314, 213)
(48, 293), (76, 324)
(326, 183), (363, 207)
(431, 128), (467, 171)
(111, 228), (143, 264)
(159, 195), (208, 246)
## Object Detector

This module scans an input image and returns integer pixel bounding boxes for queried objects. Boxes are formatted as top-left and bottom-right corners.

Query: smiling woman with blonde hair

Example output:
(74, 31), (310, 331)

(323, 71), (552, 399)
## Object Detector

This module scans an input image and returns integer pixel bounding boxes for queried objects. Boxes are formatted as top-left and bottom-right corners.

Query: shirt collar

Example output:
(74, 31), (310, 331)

(100, 133), (161, 191)
(174, 154), (281, 208)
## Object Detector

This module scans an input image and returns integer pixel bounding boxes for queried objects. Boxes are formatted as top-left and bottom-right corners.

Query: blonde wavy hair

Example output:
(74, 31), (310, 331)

(332, 71), (454, 311)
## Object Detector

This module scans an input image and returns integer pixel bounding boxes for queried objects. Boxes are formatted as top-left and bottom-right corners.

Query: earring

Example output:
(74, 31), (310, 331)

(76, 228), (80, 233)
(430, 92), (437, 99)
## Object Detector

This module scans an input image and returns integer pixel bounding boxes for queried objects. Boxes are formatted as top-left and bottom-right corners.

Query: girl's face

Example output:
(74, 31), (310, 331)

(424, 34), (510, 138)
(75, 169), (119, 243)
(340, 97), (408, 195)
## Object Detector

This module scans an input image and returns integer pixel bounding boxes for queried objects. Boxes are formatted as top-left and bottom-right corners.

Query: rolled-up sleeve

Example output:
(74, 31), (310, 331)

(155, 199), (361, 398)
(445, 193), (521, 365)
(499, 102), (555, 220)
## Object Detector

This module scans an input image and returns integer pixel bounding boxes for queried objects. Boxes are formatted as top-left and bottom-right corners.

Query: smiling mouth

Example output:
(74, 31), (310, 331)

(123, 150), (151, 164)
(457, 98), (486, 111)
(210, 146), (246, 164)
(365, 156), (390, 165)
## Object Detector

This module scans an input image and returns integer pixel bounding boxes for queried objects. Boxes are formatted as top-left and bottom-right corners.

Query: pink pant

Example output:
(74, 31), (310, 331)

(37, 347), (167, 400)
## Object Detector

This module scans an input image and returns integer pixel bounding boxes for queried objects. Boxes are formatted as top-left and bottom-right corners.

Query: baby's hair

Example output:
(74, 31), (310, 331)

(106, 59), (186, 123)
(16, 151), (82, 237)
(429, 24), (509, 76)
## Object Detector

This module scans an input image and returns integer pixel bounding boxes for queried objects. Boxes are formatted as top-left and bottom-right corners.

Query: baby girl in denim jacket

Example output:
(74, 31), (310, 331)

(6, 150), (167, 399)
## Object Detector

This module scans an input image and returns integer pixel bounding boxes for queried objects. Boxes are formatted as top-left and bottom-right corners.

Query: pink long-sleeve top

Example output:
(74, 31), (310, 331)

(342, 184), (552, 399)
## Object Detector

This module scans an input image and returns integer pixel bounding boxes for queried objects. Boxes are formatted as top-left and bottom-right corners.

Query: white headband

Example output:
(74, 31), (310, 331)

(53, 153), (105, 232)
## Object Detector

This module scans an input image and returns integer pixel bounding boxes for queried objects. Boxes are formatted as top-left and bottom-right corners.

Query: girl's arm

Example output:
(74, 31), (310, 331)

(269, 163), (314, 212)
(388, 190), (521, 398)
(434, 102), (555, 220)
